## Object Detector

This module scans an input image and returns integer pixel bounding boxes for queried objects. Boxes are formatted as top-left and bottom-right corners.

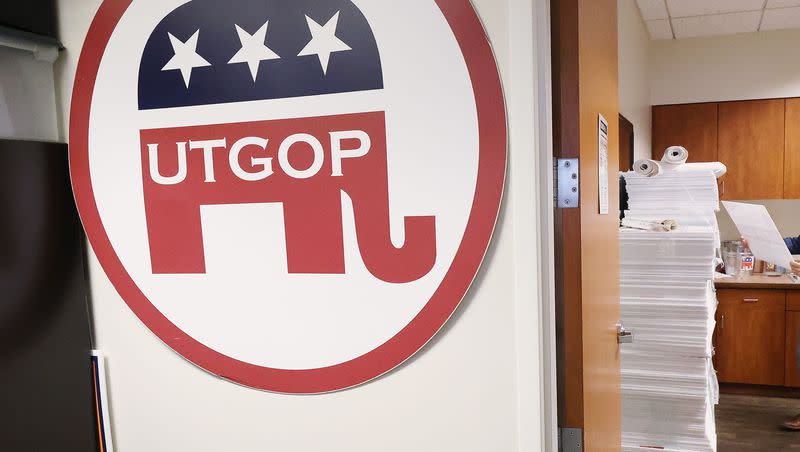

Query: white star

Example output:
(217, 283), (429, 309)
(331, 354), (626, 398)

(228, 21), (280, 82)
(297, 11), (351, 75)
(161, 30), (211, 88)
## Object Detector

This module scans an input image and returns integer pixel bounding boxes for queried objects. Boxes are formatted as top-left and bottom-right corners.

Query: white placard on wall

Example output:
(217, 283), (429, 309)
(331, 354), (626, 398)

(598, 113), (609, 215)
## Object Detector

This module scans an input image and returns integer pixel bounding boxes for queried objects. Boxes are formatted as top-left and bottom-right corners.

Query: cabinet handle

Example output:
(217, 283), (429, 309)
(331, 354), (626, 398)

(721, 180), (725, 197)
(743, 298), (759, 303)
(721, 315), (725, 330)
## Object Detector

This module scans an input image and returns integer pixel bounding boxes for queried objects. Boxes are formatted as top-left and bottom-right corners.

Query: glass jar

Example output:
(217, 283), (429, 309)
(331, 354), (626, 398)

(722, 240), (743, 276)
(723, 250), (742, 276)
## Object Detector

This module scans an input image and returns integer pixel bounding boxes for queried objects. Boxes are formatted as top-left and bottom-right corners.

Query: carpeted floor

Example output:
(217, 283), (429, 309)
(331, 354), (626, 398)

(717, 394), (800, 451)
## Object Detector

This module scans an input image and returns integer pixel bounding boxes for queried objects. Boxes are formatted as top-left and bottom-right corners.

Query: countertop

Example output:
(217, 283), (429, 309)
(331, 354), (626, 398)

(715, 274), (800, 290)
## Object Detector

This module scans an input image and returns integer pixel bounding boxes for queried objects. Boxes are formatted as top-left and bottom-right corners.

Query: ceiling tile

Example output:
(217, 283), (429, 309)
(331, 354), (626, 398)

(667, 0), (765, 18)
(671, 11), (762, 38)
(761, 6), (800, 30)
(646, 19), (674, 39)
(637, 0), (669, 20)
(767, 0), (800, 8)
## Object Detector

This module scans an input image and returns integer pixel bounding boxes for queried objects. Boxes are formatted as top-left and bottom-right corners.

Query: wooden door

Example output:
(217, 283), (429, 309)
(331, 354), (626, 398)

(715, 289), (785, 385)
(652, 103), (718, 162)
(718, 99), (785, 200)
(784, 99), (800, 199)
(552, 0), (620, 450)
(619, 114), (634, 171)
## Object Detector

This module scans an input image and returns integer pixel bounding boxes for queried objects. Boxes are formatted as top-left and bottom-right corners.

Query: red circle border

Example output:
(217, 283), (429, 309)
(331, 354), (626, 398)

(69, 0), (507, 394)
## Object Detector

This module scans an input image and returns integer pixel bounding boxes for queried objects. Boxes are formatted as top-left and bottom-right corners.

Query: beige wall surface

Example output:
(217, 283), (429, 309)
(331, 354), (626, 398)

(651, 28), (800, 105)
(53, 1), (546, 451)
(618, 0), (652, 162)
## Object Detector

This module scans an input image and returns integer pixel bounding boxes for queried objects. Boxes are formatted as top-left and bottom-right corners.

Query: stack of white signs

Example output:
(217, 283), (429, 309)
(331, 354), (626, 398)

(620, 160), (721, 452)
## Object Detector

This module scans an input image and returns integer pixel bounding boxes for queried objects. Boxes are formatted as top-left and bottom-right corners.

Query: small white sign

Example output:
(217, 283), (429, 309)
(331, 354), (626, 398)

(598, 114), (609, 215)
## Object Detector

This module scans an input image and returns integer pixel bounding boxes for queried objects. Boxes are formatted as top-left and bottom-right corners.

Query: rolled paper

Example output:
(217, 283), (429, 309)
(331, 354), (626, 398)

(672, 162), (727, 179)
(633, 159), (662, 177)
(661, 146), (689, 166)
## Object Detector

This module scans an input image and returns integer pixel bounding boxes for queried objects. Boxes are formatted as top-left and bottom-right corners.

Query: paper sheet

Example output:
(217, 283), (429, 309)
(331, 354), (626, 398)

(722, 201), (793, 269)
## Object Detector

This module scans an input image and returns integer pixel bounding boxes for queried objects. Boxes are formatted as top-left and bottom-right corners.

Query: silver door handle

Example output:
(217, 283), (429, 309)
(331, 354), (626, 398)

(617, 323), (634, 344)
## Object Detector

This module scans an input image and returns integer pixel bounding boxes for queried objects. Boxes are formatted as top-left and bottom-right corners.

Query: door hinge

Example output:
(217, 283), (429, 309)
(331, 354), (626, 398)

(558, 427), (583, 452)
(554, 158), (579, 208)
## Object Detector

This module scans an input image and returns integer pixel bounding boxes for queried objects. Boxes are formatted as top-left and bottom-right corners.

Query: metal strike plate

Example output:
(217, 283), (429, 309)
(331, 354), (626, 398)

(559, 427), (583, 452)
(556, 158), (579, 208)
(617, 323), (634, 344)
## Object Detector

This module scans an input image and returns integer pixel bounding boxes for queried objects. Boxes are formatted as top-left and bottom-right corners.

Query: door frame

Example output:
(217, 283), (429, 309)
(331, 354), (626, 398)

(619, 114), (635, 172)
(505, 0), (559, 450)
(470, 0), (598, 447)
(532, 0), (558, 450)
(502, 0), (558, 449)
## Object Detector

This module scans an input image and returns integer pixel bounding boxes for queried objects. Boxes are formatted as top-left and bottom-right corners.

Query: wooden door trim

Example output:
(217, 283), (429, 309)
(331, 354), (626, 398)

(618, 114), (634, 172)
(551, 0), (584, 428)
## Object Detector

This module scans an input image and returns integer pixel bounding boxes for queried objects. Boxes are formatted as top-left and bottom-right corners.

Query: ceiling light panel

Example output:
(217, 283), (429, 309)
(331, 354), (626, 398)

(671, 10), (762, 38)
(667, 0), (765, 18)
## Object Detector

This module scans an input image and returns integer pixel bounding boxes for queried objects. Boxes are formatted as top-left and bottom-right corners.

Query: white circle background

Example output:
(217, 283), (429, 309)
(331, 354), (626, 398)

(88, 0), (479, 370)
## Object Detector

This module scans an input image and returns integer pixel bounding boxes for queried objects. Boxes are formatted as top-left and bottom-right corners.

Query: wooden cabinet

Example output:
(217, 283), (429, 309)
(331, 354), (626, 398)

(652, 103), (718, 162)
(785, 311), (800, 387)
(715, 289), (786, 385)
(785, 99), (800, 198)
(718, 99), (785, 200)
(653, 98), (800, 200)
(786, 292), (800, 387)
(714, 288), (800, 392)
(788, 291), (800, 311)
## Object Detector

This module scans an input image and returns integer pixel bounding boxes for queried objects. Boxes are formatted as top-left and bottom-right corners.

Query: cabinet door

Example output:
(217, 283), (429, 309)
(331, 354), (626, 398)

(652, 103), (718, 162)
(718, 99), (785, 200)
(715, 289), (786, 385)
(785, 99), (800, 198)
(786, 292), (800, 387)
(786, 311), (800, 387)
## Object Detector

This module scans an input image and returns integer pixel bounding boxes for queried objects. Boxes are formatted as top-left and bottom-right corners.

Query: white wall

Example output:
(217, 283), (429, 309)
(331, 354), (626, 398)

(0, 46), (59, 141)
(54, 2), (547, 452)
(651, 28), (800, 105)
(618, 0), (652, 161)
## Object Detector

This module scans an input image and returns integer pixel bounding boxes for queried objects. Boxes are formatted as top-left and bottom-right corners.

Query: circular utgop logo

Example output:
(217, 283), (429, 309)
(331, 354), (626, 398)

(70, 0), (506, 393)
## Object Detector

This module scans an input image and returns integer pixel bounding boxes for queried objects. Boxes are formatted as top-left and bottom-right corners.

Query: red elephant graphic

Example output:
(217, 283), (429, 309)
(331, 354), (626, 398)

(140, 111), (436, 284)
